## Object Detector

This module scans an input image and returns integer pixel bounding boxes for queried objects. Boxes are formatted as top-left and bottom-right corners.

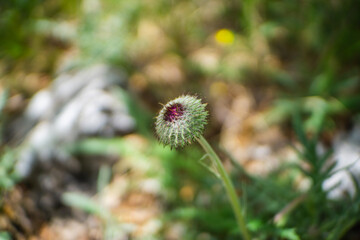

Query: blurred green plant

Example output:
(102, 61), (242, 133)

(0, 0), (40, 60)
(112, 86), (152, 136)
(0, 89), (17, 239)
(0, 150), (18, 194)
(255, 112), (360, 240)
(0, 90), (19, 195)
(0, 0), (77, 67)
(261, 1), (359, 126)
(210, 109), (360, 240)
(0, 149), (19, 239)
(0, 231), (11, 240)
(0, 89), (9, 145)
(76, 0), (141, 67)
(69, 136), (245, 239)
(62, 164), (132, 240)
(267, 96), (345, 134)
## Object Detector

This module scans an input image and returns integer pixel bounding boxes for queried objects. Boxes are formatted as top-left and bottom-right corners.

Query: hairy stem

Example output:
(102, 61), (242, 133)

(197, 135), (251, 240)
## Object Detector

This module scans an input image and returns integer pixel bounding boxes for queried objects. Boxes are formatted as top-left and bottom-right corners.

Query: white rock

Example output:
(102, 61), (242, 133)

(323, 124), (360, 199)
(25, 90), (54, 121)
(15, 64), (135, 177)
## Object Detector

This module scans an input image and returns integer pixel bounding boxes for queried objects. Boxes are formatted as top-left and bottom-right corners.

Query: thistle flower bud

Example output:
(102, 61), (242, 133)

(155, 95), (208, 149)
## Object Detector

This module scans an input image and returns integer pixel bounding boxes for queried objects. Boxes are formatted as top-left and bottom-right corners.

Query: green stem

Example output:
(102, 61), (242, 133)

(197, 135), (251, 240)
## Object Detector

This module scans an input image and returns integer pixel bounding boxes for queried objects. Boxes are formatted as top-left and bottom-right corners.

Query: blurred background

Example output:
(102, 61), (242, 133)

(1, 0), (360, 239)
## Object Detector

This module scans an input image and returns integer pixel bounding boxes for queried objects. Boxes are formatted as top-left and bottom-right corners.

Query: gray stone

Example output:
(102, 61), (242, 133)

(323, 124), (360, 199)
(15, 64), (135, 178)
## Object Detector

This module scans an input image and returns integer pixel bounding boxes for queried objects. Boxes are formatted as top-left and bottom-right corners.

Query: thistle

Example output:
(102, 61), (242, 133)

(155, 95), (251, 240)
(155, 95), (208, 149)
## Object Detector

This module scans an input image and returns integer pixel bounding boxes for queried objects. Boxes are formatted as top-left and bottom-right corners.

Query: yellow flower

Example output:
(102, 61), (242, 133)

(215, 29), (235, 45)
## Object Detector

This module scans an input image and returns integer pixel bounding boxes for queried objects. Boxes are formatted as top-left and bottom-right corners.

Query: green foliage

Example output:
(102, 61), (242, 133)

(267, 96), (345, 134)
(0, 89), (9, 145)
(68, 136), (208, 195)
(97, 165), (112, 193)
(0, 91), (19, 192)
(0, 0), (41, 59)
(76, 0), (142, 66)
(62, 168), (130, 240)
(277, 113), (360, 239)
(0, 231), (11, 240)
(2, 0), (360, 239)
(63, 192), (111, 219)
(112, 86), (153, 136)
(0, 149), (20, 239)
(0, 0), (77, 63)
(0, 150), (18, 192)
(263, 0), (360, 124)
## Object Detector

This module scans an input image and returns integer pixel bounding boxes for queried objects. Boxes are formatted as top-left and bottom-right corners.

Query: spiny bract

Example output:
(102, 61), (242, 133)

(155, 95), (208, 149)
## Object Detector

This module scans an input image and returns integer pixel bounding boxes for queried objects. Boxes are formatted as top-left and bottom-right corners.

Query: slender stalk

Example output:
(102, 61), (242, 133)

(197, 135), (251, 240)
